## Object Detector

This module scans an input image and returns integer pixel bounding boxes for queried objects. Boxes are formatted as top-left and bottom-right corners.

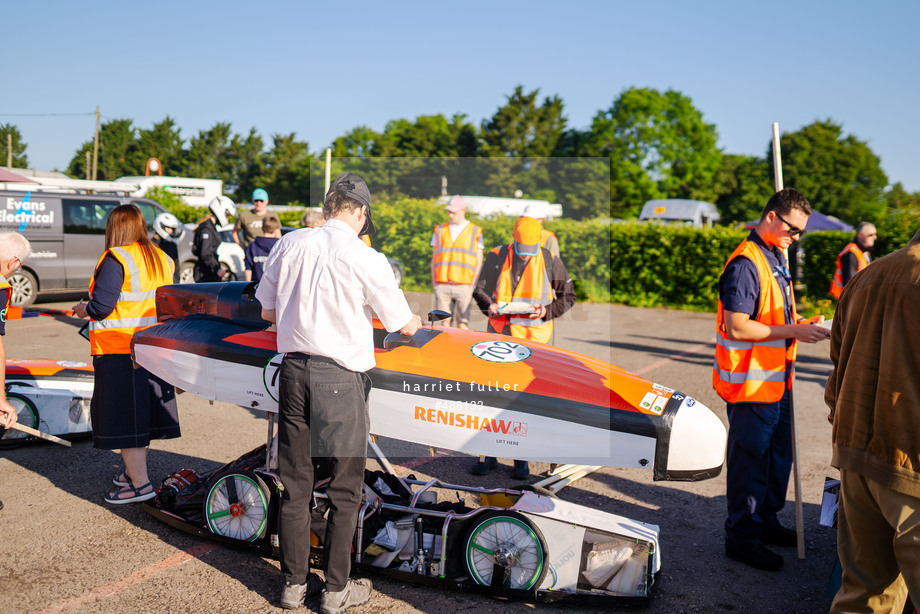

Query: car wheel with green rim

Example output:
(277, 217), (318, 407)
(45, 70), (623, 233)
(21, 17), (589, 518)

(204, 471), (271, 542)
(464, 511), (547, 590)
(0, 392), (39, 446)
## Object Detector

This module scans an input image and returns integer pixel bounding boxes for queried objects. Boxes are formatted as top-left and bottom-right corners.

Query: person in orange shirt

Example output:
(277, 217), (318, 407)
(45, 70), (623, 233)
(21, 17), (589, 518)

(430, 196), (483, 329)
(829, 222), (877, 299)
(470, 216), (575, 479)
(714, 189), (828, 571)
(521, 204), (560, 258)
(72, 205), (179, 505)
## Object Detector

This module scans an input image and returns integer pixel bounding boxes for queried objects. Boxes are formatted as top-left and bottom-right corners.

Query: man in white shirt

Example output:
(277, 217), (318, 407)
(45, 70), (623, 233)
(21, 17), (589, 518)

(256, 173), (421, 612)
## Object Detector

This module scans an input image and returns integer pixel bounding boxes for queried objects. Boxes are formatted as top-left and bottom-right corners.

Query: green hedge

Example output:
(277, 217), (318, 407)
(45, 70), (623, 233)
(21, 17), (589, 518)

(145, 189), (919, 311)
(799, 231), (849, 302)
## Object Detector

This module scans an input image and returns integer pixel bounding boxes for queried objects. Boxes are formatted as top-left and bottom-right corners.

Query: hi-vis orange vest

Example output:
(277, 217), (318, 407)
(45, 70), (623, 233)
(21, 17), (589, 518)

(540, 228), (559, 257)
(713, 239), (797, 404)
(487, 245), (555, 344)
(829, 242), (869, 299)
(432, 222), (482, 284)
(88, 243), (173, 355)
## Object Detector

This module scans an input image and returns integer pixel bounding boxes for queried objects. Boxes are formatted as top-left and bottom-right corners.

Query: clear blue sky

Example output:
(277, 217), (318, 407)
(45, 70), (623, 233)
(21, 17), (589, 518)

(5, 1), (919, 191)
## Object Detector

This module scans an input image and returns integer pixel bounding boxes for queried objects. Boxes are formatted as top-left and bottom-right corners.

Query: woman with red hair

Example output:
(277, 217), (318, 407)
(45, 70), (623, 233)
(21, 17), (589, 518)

(73, 204), (180, 504)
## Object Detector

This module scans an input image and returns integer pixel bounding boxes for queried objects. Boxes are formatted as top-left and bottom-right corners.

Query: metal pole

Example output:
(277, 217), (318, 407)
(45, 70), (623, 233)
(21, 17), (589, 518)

(324, 147), (332, 200)
(772, 122), (805, 560)
(772, 123), (783, 193)
(92, 105), (100, 180)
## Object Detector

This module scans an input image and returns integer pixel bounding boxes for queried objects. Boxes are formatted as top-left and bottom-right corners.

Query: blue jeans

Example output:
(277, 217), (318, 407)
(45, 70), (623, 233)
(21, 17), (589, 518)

(724, 389), (793, 549)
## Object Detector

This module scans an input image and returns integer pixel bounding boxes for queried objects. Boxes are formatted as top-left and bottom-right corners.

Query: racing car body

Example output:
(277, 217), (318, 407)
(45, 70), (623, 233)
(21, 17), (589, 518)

(1, 359), (94, 444)
(132, 282), (726, 480)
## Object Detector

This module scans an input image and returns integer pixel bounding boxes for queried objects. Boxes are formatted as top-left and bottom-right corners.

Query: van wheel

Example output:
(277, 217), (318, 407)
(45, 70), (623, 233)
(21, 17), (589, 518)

(178, 262), (195, 284)
(8, 270), (37, 307)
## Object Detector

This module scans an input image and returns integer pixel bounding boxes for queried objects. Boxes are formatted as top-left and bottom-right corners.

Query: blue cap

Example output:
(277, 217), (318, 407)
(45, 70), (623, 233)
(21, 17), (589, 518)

(252, 188), (268, 202)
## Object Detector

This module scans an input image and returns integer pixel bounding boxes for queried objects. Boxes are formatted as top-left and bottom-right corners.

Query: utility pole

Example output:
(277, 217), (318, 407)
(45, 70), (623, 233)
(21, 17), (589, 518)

(6, 133), (11, 169)
(324, 148), (332, 199)
(92, 105), (100, 180)
(85, 151), (91, 180)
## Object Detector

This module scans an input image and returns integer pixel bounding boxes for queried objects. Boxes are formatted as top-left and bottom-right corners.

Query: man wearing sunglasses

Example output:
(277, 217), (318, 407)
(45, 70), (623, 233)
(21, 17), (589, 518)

(0, 232), (31, 512)
(829, 221), (877, 299)
(714, 188), (829, 572)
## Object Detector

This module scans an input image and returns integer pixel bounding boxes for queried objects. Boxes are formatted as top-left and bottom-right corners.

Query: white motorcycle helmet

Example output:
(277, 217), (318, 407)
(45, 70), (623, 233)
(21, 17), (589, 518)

(153, 212), (182, 241)
(208, 195), (237, 228)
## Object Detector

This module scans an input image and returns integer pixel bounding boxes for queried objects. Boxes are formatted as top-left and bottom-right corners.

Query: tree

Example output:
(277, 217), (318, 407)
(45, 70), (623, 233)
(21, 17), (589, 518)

(371, 114), (480, 198)
(481, 86), (566, 158)
(770, 120), (887, 224)
(586, 87), (722, 217)
(330, 126), (379, 158)
(263, 132), (310, 205)
(221, 128), (266, 202)
(67, 118), (136, 180)
(0, 124), (28, 168)
(133, 116), (185, 176)
(185, 122), (235, 180)
(714, 154), (773, 224)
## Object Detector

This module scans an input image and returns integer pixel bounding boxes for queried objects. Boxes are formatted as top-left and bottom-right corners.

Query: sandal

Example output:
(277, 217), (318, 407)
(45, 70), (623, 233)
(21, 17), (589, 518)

(105, 481), (156, 505)
(113, 472), (131, 487)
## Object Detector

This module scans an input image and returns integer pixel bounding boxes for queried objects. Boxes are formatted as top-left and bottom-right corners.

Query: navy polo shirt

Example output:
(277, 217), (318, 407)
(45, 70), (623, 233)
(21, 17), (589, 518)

(719, 230), (794, 326)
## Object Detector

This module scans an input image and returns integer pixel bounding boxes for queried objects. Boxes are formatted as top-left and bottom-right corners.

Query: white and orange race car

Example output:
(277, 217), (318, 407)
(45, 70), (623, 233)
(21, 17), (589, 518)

(124, 282), (727, 606)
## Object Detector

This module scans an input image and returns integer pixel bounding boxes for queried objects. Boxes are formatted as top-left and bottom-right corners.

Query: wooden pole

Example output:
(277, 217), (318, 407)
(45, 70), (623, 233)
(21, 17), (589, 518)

(85, 151), (91, 180)
(6, 133), (11, 169)
(7, 422), (72, 447)
(92, 105), (100, 180)
(772, 122), (806, 560)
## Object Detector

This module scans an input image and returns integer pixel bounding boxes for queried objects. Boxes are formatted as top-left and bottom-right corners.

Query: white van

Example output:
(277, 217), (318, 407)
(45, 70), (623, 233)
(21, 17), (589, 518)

(639, 199), (721, 228)
(114, 176), (223, 208)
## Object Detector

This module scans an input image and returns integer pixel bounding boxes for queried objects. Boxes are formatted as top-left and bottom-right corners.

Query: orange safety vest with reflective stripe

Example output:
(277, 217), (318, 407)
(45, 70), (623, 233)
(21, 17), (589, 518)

(713, 239), (797, 404)
(0, 279), (10, 324)
(829, 242), (869, 299)
(432, 222), (482, 284)
(487, 245), (555, 344)
(540, 228), (559, 258)
(88, 243), (174, 355)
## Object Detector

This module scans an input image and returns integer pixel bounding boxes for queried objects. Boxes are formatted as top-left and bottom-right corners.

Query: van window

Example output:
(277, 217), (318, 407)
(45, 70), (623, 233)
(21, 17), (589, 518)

(63, 199), (117, 234)
(132, 201), (162, 234)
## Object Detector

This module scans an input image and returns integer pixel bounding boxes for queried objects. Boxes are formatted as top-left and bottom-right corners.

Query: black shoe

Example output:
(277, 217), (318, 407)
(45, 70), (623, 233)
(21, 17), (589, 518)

(762, 524), (797, 548)
(510, 460), (530, 480)
(725, 544), (784, 571)
(471, 457), (498, 476)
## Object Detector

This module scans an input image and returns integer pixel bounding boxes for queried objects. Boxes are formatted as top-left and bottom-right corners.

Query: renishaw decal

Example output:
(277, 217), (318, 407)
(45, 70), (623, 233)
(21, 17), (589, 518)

(55, 361), (88, 368)
(413, 403), (529, 438)
(470, 339), (531, 363)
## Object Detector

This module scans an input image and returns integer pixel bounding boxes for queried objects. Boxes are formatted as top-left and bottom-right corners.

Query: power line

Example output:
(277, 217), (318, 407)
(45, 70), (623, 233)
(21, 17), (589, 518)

(0, 112), (95, 117)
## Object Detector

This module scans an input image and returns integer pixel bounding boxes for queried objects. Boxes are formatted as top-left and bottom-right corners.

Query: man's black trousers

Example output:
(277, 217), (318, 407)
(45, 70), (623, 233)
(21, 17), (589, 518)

(277, 354), (371, 592)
